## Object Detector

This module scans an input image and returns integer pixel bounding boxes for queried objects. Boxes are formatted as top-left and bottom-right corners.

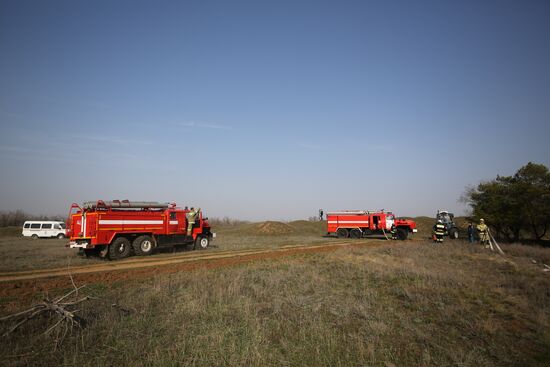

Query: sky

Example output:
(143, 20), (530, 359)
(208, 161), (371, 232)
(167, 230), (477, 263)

(1, 0), (549, 221)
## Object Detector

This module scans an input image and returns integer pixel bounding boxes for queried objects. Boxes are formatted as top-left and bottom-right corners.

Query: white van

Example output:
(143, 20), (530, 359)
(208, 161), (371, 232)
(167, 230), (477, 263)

(22, 221), (66, 239)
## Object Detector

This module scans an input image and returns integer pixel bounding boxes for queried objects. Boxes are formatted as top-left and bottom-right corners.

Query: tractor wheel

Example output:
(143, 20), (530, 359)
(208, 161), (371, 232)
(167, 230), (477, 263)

(132, 235), (154, 256)
(397, 228), (408, 241)
(57, 233), (65, 239)
(31, 234), (38, 239)
(350, 229), (362, 239)
(194, 236), (209, 250)
(448, 228), (459, 239)
(109, 237), (132, 260)
(336, 228), (349, 238)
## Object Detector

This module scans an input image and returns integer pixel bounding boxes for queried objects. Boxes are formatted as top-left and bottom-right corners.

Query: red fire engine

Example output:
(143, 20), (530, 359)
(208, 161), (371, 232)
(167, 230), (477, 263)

(326, 210), (417, 240)
(67, 200), (215, 259)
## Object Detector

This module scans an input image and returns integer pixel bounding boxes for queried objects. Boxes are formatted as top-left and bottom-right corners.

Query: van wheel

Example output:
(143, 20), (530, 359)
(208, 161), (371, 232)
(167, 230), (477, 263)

(194, 236), (209, 250)
(31, 234), (38, 239)
(57, 233), (65, 239)
(109, 237), (132, 259)
(133, 235), (154, 256)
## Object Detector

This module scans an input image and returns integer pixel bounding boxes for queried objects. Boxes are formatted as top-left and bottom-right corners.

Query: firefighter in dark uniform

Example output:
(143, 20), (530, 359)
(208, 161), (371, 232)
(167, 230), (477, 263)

(433, 220), (445, 243)
(390, 224), (398, 240)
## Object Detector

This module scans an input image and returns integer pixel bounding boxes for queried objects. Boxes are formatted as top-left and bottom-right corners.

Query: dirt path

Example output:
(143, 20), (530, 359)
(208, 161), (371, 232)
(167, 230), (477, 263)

(0, 240), (386, 301)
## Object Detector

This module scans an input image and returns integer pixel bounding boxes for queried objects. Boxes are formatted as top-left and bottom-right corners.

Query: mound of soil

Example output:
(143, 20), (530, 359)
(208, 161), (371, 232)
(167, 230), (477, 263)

(254, 221), (296, 235)
(288, 220), (325, 234)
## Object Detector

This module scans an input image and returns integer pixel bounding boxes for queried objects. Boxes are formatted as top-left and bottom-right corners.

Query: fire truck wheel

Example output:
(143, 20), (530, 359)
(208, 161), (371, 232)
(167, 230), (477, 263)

(336, 228), (349, 238)
(109, 237), (132, 259)
(350, 229), (362, 239)
(133, 235), (154, 256)
(194, 236), (209, 250)
(397, 228), (408, 241)
(83, 249), (96, 258)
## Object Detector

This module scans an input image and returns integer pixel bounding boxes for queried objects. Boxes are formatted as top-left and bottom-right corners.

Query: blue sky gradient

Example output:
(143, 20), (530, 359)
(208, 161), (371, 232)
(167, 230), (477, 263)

(1, 0), (549, 220)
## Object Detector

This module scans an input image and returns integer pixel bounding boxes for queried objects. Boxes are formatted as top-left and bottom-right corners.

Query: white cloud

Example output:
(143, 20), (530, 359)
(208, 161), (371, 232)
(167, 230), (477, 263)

(65, 134), (154, 146)
(0, 145), (34, 153)
(177, 121), (232, 130)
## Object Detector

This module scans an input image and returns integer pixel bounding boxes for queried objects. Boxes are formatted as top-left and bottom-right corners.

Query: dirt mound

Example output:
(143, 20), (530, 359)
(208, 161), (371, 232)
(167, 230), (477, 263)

(288, 220), (325, 234)
(254, 221), (296, 235)
(410, 216), (434, 237)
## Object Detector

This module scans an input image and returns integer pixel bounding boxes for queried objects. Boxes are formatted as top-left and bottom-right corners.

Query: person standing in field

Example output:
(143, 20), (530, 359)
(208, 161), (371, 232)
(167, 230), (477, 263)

(477, 218), (489, 247)
(186, 207), (200, 236)
(433, 220), (445, 243)
(467, 222), (475, 243)
(319, 209), (324, 221)
(390, 224), (398, 240)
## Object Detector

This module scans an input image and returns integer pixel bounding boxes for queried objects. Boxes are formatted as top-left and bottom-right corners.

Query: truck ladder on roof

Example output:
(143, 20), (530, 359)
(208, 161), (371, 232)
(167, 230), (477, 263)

(82, 200), (171, 209)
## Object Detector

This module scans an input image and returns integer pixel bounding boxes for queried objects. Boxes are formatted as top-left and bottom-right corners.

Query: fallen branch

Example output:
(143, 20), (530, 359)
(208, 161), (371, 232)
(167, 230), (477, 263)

(1, 280), (95, 341)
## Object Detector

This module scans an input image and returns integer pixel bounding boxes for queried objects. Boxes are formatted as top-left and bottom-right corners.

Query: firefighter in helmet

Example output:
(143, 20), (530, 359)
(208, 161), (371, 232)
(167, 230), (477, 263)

(433, 220), (445, 243)
(477, 218), (489, 247)
(186, 207), (201, 236)
(390, 224), (398, 240)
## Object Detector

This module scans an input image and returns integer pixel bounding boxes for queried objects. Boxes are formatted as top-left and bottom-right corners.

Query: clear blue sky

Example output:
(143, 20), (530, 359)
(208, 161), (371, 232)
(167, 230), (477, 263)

(1, 0), (549, 220)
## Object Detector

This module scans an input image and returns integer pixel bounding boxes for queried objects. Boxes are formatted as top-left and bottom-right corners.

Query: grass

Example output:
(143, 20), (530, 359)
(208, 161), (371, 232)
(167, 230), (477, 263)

(0, 222), (332, 272)
(0, 232), (94, 272)
(1, 241), (549, 366)
(0, 217), (544, 272)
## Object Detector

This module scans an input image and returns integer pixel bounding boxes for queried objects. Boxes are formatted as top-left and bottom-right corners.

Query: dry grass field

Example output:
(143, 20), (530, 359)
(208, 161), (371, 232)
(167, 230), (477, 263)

(1, 221), (549, 366)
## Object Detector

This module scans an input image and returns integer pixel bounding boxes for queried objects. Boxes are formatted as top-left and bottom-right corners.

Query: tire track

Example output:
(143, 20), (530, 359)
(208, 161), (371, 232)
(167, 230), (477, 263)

(0, 240), (368, 283)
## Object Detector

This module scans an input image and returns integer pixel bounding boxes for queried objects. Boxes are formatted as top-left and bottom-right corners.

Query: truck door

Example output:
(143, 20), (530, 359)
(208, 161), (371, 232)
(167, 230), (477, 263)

(372, 215), (380, 230)
(176, 211), (186, 234)
(168, 211), (179, 234)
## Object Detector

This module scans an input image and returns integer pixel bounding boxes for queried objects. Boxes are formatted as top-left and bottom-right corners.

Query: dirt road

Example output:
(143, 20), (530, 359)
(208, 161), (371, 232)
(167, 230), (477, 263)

(0, 240), (384, 300)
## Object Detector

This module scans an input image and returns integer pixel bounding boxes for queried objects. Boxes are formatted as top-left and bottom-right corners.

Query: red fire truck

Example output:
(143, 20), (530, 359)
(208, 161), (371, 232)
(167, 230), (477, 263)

(326, 210), (417, 240)
(67, 200), (215, 259)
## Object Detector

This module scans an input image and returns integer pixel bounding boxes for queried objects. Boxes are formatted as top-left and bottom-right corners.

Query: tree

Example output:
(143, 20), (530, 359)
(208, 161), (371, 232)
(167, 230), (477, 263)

(514, 163), (550, 240)
(462, 162), (550, 241)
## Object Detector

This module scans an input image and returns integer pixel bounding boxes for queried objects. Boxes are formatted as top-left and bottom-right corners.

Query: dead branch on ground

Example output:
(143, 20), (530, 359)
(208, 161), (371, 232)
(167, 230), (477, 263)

(1, 281), (96, 342)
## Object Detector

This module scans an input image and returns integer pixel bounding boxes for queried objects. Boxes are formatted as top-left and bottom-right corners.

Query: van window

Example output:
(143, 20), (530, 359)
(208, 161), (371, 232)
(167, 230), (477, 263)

(60, 223), (66, 229)
(30, 223), (40, 229)
(42, 223), (52, 229)
(54, 224), (61, 229)
(24, 223), (30, 229)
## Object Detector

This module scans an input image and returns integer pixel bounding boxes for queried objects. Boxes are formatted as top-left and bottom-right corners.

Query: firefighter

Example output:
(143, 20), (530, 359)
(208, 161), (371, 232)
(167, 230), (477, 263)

(186, 207), (201, 236)
(467, 222), (475, 243)
(477, 218), (489, 247)
(390, 224), (398, 240)
(433, 220), (445, 243)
